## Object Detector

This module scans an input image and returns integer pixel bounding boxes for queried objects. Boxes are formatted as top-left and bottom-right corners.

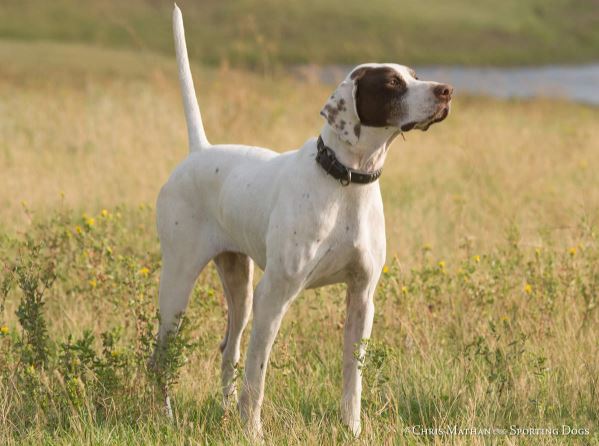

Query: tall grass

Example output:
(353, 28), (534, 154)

(1, 41), (598, 444)
(1, 205), (597, 444)
(2, 41), (598, 260)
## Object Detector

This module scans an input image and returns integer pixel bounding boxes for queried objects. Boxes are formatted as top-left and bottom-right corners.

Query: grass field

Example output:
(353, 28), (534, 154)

(1, 0), (599, 68)
(1, 40), (599, 444)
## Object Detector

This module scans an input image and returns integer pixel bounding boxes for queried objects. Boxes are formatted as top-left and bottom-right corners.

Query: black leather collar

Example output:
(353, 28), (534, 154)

(315, 136), (382, 186)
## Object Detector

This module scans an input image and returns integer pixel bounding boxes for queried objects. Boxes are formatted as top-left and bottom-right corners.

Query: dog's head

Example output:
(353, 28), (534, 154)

(321, 63), (453, 145)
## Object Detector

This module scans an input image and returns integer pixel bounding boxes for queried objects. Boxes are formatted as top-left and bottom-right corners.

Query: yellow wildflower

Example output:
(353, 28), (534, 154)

(86, 217), (95, 227)
(500, 315), (509, 323)
(71, 376), (84, 390)
(111, 350), (121, 358)
(401, 286), (408, 294)
(452, 194), (464, 203)
(106, 246), (113, 255)
(423, 243), (432, 251)
(0, 325), (9, 335)
(88, 279), (97, 289)
(26, 364), (35, 375)
(139, 267), (150, 277)
(473, 255), (480, 263)
(75, 225), (83, 235)
(568, 246), (577, 257)
(101, 209), (109, 218)
(524, 283), (533, 295)
(438, 260), (446, 269)
(382, 265), (389, 274)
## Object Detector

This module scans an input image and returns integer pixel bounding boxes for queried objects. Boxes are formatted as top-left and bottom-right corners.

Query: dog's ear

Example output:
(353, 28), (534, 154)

(320, 72), (364, 145)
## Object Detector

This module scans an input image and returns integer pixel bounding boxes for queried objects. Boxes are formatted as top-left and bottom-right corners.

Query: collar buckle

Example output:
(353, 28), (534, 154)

(339, 168), (351, 186)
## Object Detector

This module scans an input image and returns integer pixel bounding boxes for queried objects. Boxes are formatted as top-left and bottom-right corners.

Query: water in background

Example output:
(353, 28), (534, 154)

(291, 64), (599, 105)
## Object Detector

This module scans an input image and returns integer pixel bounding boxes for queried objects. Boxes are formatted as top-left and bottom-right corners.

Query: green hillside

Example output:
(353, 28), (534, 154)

(1, 0), (598, 68)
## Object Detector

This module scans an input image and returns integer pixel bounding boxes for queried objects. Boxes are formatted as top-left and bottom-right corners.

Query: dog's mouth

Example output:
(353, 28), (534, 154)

(401, 103), (451, 132)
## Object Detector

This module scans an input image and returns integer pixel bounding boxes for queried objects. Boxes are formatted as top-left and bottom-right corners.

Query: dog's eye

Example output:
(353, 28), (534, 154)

(389, 78), (400, 86)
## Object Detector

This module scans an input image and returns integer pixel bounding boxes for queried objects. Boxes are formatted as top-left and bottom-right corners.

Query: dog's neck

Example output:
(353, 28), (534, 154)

(320, 124), (398, 173)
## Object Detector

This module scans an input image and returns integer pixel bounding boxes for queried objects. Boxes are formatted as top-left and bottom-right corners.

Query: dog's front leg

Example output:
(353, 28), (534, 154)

(341, 279), (377, 437)
(238, 273), (300, 440)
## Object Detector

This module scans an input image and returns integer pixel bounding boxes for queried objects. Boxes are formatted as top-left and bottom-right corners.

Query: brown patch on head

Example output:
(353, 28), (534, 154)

(353, 123), (361, 138)
(351, 66), (408, 127)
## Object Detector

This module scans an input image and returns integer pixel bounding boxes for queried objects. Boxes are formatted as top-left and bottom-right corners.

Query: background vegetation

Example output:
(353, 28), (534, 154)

(1, 1), (598, 444)
(1, 0), (598, 68)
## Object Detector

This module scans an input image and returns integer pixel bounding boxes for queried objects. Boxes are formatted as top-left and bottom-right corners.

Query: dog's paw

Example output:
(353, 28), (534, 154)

(244, 421), (264, 444)
(349, 420), (362, 438)
(341, 404), (362, 437)
(342, 417), (361, 438)
(239, 395), (264, 443)
(222, 388), (238, 412)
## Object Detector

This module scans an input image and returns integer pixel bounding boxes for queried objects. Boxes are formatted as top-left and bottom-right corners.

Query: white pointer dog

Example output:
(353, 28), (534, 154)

(153, 4), (452, 438)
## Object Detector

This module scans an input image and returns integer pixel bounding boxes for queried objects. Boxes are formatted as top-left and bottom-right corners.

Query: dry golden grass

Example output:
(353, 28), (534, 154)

(2, 41), (598, 262)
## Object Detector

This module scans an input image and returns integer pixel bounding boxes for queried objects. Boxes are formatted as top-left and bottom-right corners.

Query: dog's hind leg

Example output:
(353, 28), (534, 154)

(154, 252), (209, 351)
(150, 189), (218, 417)
(151, 245), (212, 417)
(214, 252), (254, 410)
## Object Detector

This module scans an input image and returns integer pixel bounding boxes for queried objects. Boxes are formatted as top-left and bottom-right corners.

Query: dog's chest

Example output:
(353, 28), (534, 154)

(274, 192), (386, 288)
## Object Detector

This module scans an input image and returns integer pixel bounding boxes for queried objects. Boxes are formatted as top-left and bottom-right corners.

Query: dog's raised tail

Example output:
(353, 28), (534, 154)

(173, 4), (210, 151)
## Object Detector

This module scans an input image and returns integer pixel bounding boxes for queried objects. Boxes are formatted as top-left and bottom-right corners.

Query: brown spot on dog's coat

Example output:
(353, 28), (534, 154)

(353, 123), (361, 138)
(321, 104), (339, 127)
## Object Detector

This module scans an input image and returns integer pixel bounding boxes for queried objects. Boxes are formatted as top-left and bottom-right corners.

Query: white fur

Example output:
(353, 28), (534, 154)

(173, 4), (209, 150)
(154, 5), (450, 439)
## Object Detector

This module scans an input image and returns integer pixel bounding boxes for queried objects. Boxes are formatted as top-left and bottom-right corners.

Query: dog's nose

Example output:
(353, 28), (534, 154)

(434, 83), (453, 100)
